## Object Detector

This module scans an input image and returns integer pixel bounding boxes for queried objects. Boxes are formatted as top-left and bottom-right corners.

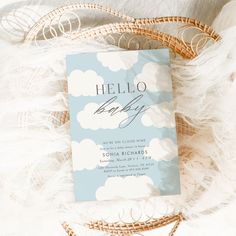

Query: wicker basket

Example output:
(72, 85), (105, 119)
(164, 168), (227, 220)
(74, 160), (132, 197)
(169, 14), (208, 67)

(23, 3), (221, 236)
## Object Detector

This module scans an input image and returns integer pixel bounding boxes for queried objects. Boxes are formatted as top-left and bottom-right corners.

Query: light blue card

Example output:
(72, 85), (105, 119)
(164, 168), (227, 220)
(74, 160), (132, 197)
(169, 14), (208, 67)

(66, 49), (180, 201)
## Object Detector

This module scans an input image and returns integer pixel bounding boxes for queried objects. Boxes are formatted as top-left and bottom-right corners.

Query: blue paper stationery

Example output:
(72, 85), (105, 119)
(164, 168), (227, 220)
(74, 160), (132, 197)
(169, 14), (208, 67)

(66, 49), (180, 201)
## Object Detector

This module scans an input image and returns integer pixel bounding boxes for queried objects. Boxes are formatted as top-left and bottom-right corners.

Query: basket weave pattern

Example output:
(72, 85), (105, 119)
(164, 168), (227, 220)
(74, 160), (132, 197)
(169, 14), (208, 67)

(24, 4), (220, 236)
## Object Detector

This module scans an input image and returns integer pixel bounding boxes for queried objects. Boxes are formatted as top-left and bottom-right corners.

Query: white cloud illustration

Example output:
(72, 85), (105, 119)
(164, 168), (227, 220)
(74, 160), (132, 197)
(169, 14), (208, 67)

(97, 51), (138, 71)
(134, 62), (172, 92)
(77, 102), (128, 130)
(68, 69), (104, 96)
(72, 139), (109, 170)
(144, 138), (177, 161)
(141, 102), (175, 128)
(96, 176), (159, 200)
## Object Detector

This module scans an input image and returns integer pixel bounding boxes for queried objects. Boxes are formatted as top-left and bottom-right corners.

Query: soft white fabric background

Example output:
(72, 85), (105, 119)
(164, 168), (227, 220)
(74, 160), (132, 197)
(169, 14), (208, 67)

(0, 0), (236, 235)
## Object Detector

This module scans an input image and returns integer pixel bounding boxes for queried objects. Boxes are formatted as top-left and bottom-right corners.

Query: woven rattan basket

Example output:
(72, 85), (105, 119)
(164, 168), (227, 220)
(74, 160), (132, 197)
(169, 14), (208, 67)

(23, 3), (221, 236)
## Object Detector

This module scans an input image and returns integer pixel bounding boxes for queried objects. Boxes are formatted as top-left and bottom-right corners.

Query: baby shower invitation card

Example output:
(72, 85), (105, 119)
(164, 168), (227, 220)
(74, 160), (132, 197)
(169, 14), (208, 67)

(66, 49), (180, 201)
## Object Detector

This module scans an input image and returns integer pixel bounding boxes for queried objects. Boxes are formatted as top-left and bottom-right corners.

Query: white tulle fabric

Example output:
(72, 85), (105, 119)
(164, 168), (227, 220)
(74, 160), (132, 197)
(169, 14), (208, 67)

(1, 1), (236, 236)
